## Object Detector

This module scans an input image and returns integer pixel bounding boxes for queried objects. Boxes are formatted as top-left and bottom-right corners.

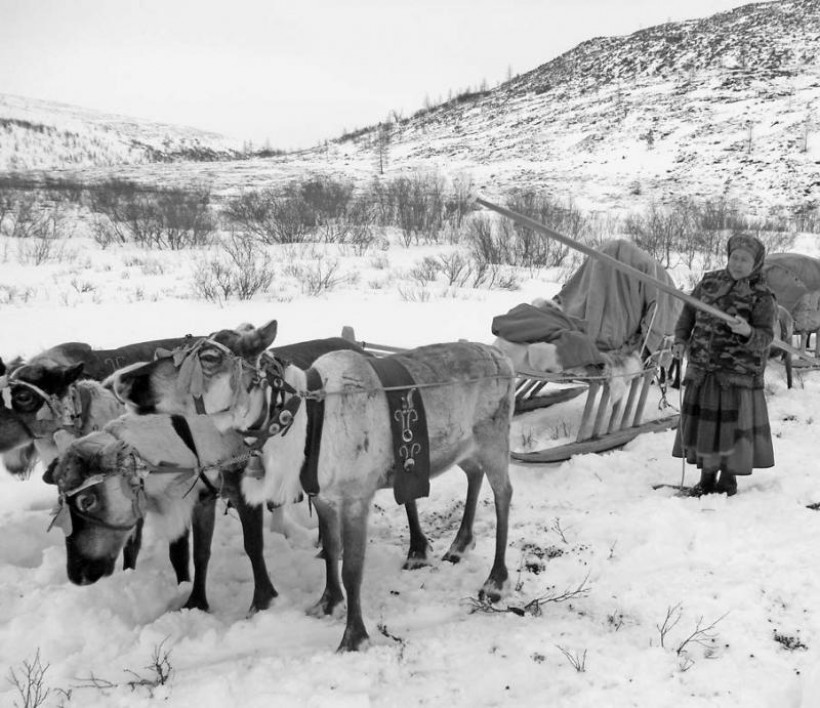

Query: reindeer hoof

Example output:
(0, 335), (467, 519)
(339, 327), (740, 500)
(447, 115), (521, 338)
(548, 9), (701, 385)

(403, 551), (431, 570)
(478, 584), (503, 604)
(182, 596), (209, 613)
(307, 593), (345, 618)
(336, 627), (370, 652)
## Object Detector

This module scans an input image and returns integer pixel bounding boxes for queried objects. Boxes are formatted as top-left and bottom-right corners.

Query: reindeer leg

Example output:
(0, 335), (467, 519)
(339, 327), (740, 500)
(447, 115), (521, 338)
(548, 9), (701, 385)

(403, 500), (431, 570)
(478, 454), (512, 603)
(168, 530), (191, 583)
(443, 462), (483, 563)
(307, 495), (345, 618)
(183, 495), (216, 612)
(222, 471), (277, 615)
(337, 496), (372, 652)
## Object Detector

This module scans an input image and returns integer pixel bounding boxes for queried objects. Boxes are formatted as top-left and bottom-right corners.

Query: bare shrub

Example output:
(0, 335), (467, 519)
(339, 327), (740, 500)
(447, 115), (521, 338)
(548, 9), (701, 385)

(89, 179), (216, 250)
(556, 646), (588, 672)
(14, 213), (68, 265)
(224, 177), (355, 245)
(504, 190), (580, 267)
(192, 232), (275, 302)
(365, 173), (470, 246)
(345, 196), (379, 254)
(6, 649), (53, 708)
(437, 251), (473, 287)
(284, 257), (344, 296)
(409, 256), (441, 286)
(623, 202), (691, 268)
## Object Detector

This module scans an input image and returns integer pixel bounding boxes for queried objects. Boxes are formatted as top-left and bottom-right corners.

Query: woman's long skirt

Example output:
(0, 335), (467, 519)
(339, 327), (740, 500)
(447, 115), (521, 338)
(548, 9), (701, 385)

(671, 373), (774, 475)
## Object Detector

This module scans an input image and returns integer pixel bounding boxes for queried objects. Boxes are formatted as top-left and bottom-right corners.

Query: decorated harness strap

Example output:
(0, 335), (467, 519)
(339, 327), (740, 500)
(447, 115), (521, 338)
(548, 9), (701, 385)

(299, 368), (325, 496)
(366, 356), (431, 505)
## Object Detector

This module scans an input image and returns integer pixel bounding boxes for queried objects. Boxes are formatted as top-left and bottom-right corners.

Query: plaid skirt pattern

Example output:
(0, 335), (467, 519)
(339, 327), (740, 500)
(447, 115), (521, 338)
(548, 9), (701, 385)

(672, 373), (774, 475)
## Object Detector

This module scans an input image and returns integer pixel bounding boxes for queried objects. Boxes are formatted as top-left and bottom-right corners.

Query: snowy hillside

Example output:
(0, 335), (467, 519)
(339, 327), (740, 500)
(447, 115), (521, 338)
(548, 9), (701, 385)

(2, 0), (819, 217)
(0, 94), (242, 171)
(338, 0), (820, 217)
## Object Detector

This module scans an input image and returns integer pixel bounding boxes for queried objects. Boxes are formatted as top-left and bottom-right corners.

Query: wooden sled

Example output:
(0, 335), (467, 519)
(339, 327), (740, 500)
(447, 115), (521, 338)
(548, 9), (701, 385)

(340, 327), (679, 465)
(510, 364), (679, 464)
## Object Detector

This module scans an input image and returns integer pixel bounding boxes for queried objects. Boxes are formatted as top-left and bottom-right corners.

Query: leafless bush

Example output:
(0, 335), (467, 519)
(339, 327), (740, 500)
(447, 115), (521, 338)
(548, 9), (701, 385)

(556, 646), (587, 672)
(466, 574), (591, 617)
(437, 251), (473, 287)
(345, 196), (379, 254)
(409, 256), (441, 286)
(655, 603), (728, 670)
(74, 639), (174, 699)
(0, 285), (37, 304)
(504, 190), (580, 267)
(365, 173), (473, 246)
(284, 258), (344, 296)
(624, 198), (797, 271)
(6, 649), (53, 708)
(0, 190), (72, 266)
(192, 232), (275, 302)
(14, 213), (68, 265)
(397, 285), (432, 302)
(224, 177), (355, 245)
(623, 202), (692, 268)
(465, 215), (509, 265)
(88, 179), (216, 250)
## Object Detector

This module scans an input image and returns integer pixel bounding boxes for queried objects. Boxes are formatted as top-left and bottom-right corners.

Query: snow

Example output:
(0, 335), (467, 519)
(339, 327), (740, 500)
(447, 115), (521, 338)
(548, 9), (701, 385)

(1, 227), (820, 708)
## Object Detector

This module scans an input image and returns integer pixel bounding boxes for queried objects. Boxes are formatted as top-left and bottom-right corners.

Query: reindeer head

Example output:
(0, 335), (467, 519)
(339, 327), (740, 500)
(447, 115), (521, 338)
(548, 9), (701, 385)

(106, 321), (279, 431)
(44, 413), (248, 586)
(44, 430), (147, 585)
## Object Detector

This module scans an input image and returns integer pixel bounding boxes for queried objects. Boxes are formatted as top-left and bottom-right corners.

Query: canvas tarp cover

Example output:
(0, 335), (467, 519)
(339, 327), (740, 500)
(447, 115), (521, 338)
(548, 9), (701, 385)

(762, 253), (820, 314)
(492, 239), (682, 367)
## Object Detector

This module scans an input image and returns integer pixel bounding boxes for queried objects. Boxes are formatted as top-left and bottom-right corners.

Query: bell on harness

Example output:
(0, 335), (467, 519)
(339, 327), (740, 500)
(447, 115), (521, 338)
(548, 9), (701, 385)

(245, 453), (266, 479)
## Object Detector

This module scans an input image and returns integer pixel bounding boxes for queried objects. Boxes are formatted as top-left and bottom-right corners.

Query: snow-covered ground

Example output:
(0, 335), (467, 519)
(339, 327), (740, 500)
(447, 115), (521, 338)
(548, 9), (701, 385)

(1, 227), (820, 708)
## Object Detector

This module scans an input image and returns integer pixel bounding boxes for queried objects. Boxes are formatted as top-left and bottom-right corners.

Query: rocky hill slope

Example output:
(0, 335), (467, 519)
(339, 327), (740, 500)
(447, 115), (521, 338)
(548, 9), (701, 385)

(0, 93), (241, 170)
(2, 0), (818, 219)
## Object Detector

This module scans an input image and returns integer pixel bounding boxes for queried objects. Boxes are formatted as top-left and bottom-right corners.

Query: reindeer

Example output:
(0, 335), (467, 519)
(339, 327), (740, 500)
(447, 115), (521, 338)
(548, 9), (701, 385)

(792, 290), (820, 359)
(44, 414), (255, 607)
(41, 333), (370, 614)
(107, 320), (515, 651)
(0, 336), (200, 577)
(109, 328), (435, 570)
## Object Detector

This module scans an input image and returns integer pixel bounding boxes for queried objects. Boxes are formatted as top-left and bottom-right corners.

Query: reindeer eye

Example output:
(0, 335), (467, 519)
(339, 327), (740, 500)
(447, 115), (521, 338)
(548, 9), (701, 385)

(75, 492), (98, 513)
(199, 349), (223, 367)
(11, 389), (40, 412)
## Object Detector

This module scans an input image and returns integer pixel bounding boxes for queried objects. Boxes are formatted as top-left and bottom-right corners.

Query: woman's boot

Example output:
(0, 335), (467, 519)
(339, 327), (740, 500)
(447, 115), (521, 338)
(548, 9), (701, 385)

(688, 469), (718, 497)
(716, 472), (738, 496)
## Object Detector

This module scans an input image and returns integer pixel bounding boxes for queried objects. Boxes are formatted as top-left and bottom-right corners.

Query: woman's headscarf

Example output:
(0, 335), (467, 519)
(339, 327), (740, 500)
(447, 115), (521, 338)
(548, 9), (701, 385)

(727, 233), (766, 274)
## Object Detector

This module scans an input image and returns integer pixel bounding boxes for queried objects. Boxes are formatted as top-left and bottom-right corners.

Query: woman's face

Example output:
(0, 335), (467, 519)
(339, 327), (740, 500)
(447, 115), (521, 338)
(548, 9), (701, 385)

(728, 248), (756, 280)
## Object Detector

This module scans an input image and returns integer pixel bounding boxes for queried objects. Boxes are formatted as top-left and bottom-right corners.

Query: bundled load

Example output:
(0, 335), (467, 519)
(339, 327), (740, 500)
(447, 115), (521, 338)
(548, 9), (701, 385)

(492, 239), (682, 376)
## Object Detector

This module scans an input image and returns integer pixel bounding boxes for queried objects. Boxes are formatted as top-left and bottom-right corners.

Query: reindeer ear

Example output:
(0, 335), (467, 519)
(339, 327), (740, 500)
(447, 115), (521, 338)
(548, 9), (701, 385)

(238, 320), (278, 358)
(42, 458), (59, 485)
(106, 361), (158, 412)
(259, 320), (278, 348)
(63, 363), (85, 386)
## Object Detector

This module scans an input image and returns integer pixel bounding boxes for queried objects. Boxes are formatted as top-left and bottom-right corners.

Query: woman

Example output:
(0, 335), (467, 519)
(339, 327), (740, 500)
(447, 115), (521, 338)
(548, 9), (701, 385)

(672, 233), (776, 496)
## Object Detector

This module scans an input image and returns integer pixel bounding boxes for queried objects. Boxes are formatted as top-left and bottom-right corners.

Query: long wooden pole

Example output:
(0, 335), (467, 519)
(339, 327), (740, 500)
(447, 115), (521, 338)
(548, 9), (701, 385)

(475, 195), (819, 364)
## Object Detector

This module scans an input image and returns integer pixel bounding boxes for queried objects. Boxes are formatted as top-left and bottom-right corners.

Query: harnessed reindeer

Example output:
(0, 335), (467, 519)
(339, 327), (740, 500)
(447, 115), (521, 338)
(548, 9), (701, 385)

(107, 320), (516, 651)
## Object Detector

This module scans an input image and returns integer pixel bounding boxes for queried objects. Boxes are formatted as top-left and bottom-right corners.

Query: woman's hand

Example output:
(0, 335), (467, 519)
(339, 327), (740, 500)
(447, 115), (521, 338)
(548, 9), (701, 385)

(729, 316), (752, 338)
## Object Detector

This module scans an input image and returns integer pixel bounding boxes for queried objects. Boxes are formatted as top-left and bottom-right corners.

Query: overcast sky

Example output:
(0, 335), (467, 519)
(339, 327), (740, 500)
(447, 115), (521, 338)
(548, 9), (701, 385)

(1, 0), (747, 149)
